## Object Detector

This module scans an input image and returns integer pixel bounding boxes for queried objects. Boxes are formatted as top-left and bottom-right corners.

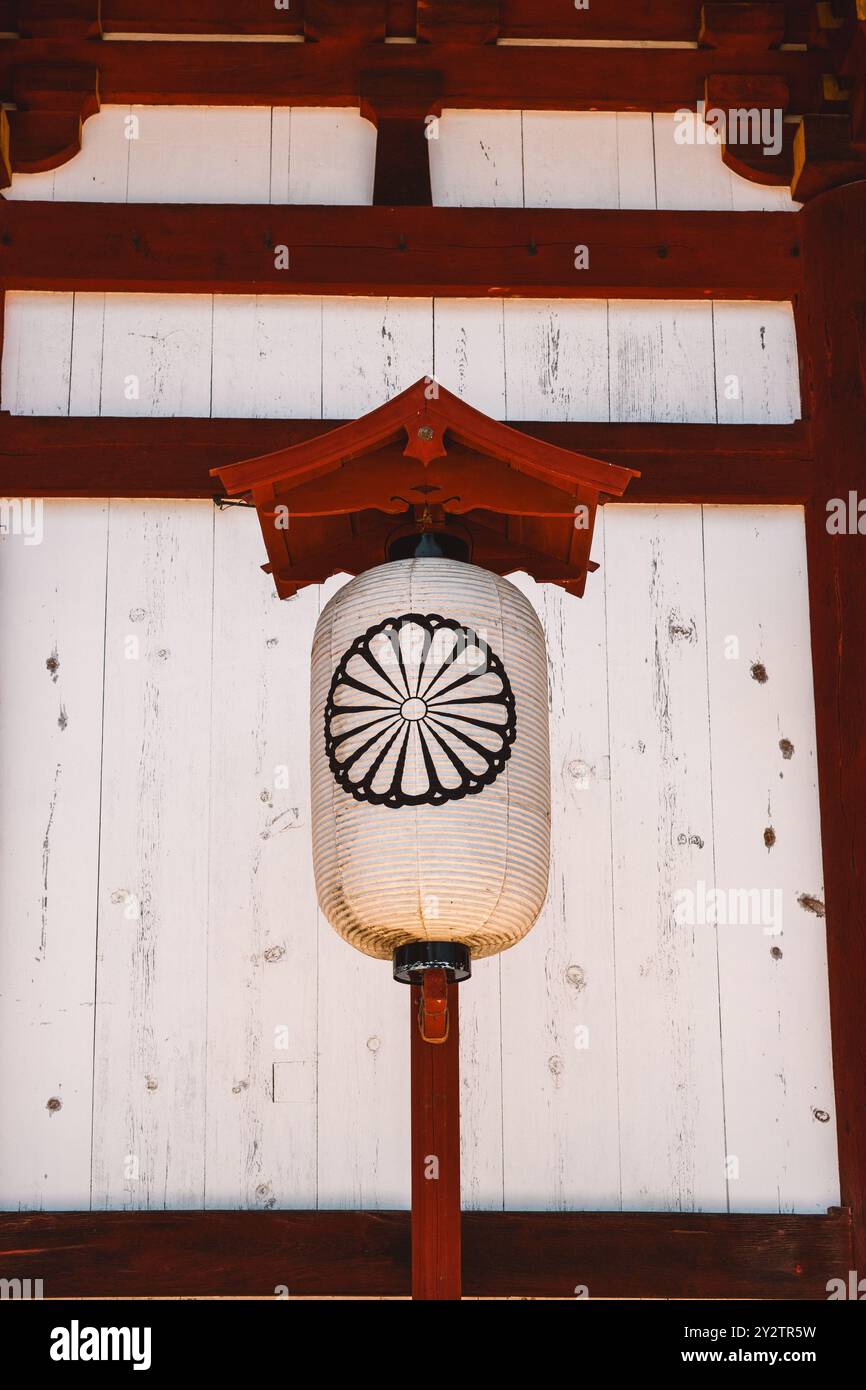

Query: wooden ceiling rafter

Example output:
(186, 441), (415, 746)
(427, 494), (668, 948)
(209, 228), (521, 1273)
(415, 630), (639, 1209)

(0, 56), (99, 185)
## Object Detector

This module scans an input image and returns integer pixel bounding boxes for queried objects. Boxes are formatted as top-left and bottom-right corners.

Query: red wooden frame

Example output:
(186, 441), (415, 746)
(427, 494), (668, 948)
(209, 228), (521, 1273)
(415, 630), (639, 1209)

(0, 35), (863, 1294)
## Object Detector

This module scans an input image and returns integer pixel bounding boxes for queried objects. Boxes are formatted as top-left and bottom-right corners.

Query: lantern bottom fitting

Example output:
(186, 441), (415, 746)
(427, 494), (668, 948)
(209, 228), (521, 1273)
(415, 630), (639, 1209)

(392, 942), (472, 985)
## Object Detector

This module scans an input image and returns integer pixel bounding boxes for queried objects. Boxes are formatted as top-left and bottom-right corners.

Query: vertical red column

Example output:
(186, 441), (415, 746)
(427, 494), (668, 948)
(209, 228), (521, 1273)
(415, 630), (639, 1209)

(410, 978), (461, 1299)
(796, 182), (866, 1276)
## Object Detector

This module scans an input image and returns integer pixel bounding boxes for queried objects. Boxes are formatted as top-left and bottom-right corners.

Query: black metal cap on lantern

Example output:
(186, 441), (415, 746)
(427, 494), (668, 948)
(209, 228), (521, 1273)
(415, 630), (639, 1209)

(393, 942), (472, 984)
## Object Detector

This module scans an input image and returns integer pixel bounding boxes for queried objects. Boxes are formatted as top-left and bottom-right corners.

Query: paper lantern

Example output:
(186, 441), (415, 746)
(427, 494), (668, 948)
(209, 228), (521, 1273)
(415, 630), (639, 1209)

(310, 556), (551, 977)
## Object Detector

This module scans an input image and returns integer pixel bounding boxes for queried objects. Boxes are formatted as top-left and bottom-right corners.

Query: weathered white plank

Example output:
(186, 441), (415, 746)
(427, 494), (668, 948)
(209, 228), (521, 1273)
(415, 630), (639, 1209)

(7, 104), (375, 207)
(729, 175), (798, 213)
(522, 112), (655, 209)
(205, 507), (320, 1209)
(503, 300), (610, 420)
(91, 501), (213, 1208)
(653, 113), (740, 211)
(270, 108), (376, 205)
(712, 302), (800, 424)
(433, 299), (506, 417)
(316, 925), (411, 1209)
(459, 955), (504, 1210)
(68, 294), (108, 416)
(3, 102), (799, 212)
(615, 113), (659, 210)
(94, 295), (214, 416)
(315, 576), (410, 1209)
(653, 113), (799, 212)
(608, 301), (717, 421)
(0, 501), (108, 1208)
(429, 110), (524, 207)
(703, 506), (839, 1212)
(1, 292), (73, 415)
(604, 505), (727, 1211)
(4, 292), (801, 431)
(501, 550), (621, 1210)
(126, 106), (272, 203)
(522, 113), (622, 208)
(320, 297), (433, 417)
(211, 296), (323, 418)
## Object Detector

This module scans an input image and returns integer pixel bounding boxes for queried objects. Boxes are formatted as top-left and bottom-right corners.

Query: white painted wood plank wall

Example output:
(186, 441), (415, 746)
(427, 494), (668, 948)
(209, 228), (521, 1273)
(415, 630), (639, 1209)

(5, 106), (797, 212)
(0, 503), (838, 1214)
(0, 99), (834, 1217)
(1, 293), (800, 426)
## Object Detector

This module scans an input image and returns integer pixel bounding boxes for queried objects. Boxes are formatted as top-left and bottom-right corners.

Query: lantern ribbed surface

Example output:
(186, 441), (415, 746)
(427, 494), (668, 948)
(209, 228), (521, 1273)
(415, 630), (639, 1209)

(310, 558), (551, 960)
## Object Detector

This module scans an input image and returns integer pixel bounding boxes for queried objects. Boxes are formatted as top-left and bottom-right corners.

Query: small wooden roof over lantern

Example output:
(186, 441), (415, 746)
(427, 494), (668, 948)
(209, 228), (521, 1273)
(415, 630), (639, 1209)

(211, 378), (639, 599)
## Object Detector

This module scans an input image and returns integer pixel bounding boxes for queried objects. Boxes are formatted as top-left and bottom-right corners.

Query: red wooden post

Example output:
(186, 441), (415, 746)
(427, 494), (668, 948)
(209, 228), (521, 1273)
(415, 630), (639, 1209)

(410, 975), (461, 1300)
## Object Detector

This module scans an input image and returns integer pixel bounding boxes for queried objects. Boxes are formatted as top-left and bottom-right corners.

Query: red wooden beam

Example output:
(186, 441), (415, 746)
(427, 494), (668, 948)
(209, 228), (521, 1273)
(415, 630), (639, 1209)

(0, 35), (827, 112)
(0, 1207), (850, 1297)
(795, 180), (866, 1278)
(411, 977), (461, 1299)
(502, 0), (817, 45)
(0, 204), (804, 299)
(78, 1), (819, 46)
(417, 0), (501, 45)
(0, 416), (813, 501)
(699, 2), (787, 50)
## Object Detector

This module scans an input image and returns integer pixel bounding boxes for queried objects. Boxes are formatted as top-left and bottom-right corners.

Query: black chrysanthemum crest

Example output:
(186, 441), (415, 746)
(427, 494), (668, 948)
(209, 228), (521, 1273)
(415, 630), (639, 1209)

(324, 613), (516, 807)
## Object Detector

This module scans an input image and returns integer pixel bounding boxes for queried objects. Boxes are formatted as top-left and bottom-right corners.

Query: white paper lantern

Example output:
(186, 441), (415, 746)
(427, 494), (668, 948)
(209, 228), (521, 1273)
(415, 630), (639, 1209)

(310, 558), (551, 963)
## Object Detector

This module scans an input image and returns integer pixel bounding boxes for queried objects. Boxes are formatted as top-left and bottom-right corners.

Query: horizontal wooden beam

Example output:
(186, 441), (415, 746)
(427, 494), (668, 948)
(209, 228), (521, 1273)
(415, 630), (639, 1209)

(0, 415), (813, 502)
(0, 35), (827, 113)
(0, 204), (804, 299)
(0, 1208), (850, 1298)
(42, 1), (820, 47)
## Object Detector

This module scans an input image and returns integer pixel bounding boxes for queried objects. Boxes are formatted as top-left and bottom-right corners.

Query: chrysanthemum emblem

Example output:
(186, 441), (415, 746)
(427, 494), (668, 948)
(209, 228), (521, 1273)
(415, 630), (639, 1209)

(324, 613), (516, 807)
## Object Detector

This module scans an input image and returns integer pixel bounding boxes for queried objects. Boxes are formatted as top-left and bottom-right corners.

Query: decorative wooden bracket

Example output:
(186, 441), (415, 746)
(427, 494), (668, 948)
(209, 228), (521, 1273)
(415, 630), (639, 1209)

(786, 2), (866, 197)
(705, 73), (795, 186)
(694, 5), (866, 199)
(0, 60), (99, 185)
(793, 111), (866, 199)
(211, 377), (639, 600)
(360, 68), (443, 205)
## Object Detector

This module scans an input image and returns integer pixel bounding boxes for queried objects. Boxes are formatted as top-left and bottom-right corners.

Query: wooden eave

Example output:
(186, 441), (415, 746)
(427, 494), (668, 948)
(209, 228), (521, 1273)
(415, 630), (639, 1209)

(211, 377), (638, 600)
(214, 377), (637, 497)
